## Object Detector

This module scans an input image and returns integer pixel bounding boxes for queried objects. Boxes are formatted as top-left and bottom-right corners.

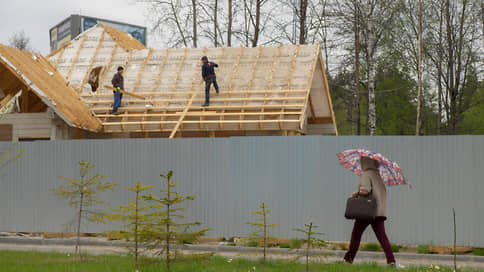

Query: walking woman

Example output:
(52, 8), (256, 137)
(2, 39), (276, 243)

(344, 156), (396, 266)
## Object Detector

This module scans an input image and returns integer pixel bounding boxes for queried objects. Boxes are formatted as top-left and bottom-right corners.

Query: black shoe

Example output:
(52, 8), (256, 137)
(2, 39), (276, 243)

(112, 111), (120, 115)
(202, 103), (209, 107)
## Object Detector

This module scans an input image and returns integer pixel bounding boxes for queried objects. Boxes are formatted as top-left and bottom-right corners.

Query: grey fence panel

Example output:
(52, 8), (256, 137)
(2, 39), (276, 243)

(0, 136), (482, 246)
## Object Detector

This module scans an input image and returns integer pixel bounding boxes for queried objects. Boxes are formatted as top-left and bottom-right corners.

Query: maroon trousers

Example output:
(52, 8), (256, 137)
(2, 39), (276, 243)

(344, 218), (396, 264)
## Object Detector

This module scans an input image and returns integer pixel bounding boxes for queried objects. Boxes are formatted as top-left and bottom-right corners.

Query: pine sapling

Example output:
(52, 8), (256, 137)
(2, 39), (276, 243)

(246, 202), (277, 263)
(293, 222), (327, 271)
(51, 160), (116, 256)
(105, 182), (157, 266)
(143, 170), (208, 271)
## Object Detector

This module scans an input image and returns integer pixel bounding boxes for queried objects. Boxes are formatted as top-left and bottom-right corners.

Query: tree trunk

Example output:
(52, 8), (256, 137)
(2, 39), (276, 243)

(252, 0), (261, 47)
(227, 0), (232, 46)
(366, 0), (377, 136)
(354, 0), (361, 135)
(134, 189), (139, 266)
(76, 189), (84, 256)
(263, 203), (266, 263)
(299, 0), (308, 44)
(171, 1), (188, 47)
(192, 0), (197, 48)
(416, 0), (422, 135)
(214, 0), (218, 47)
(166, 202), (170, 271)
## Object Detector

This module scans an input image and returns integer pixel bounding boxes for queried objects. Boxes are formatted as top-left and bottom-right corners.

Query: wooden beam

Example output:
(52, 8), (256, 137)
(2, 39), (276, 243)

(298, 44), (320, 129)
(103, 85), (146, 100)
(260, 44), (281, 130)
(81, 89), (307, 98)
(146, 48), (169, 131)
(280, 44), (300, 129)
(308, 95), (316, 122)
(240, 45), (262, 129)
(132, 48), (153, 93)
(0, 90), (19, 109)
(85, 96), (306, 105)
(53, 47), (65, 69)
(97, 111), (301, 118)
(161, 48), (188, 130)
(307, 117), (333, 124)
(91, 103), (305, 112)
(79, 29), (106, 93)
(319, 53), (338, 135)
(105, 119), (300, 126)
(219, 46), (244, 129)
(170, 47), (207, 136)
(65, 34), (87, 81)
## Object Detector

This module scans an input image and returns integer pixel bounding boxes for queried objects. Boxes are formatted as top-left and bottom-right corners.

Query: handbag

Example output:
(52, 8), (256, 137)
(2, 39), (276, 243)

(344, 193), (377, 220)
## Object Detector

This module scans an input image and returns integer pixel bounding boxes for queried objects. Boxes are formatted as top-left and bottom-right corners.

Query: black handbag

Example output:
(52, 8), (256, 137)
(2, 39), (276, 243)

(344, 193), (377, 220)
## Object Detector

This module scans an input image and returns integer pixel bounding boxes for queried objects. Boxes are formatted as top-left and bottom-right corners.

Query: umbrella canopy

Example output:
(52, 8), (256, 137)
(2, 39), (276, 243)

(336, 149), (409, 187)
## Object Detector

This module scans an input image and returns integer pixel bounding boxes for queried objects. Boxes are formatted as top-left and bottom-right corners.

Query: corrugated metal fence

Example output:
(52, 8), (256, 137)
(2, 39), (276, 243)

(0, 136), (482, 246)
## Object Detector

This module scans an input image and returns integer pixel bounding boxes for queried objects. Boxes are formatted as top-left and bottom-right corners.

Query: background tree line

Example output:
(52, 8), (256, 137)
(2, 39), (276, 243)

(137, 0), (484, 135)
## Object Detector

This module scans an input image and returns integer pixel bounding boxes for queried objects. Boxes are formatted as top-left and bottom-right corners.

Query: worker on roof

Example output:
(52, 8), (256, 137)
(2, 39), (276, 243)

(201, 56), (219, 107)
(111, 66), (124, 115)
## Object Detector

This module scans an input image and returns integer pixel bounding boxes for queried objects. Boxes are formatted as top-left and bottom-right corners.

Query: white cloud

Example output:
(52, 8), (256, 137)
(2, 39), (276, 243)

(0, 0), (149, 55)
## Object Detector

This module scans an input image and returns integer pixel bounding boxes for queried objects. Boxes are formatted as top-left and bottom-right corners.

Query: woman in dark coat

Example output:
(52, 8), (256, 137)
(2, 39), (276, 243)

(344, 156), (396, 266)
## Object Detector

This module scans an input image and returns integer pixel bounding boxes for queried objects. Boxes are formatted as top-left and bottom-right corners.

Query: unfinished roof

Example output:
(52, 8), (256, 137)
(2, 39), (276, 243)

(0, 44), (101, 131)
(47, 25), (337, 137)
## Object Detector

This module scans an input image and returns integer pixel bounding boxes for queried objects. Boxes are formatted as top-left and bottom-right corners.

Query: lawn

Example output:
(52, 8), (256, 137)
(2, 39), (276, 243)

(0, 250), (481, 272)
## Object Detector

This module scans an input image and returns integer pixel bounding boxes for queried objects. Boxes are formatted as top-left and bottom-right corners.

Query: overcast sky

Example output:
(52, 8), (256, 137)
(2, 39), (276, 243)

(0, 0), (150, 55)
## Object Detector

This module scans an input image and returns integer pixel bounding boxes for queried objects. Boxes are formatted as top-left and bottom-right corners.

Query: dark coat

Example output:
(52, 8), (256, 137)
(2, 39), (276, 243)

(111, 72), (124, 90)
(202, 62), (218, 80)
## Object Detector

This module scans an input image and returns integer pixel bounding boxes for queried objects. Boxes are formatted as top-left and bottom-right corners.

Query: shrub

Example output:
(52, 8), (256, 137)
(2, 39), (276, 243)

(291, 239), (302, 249)
(417, 244), (431, 254)
(246, 240), (259, 247)
(279, 243), (290, 248)
(473, 248), (484, 256)
(391, 244), (400, 253)
(361, 243), (381, 251)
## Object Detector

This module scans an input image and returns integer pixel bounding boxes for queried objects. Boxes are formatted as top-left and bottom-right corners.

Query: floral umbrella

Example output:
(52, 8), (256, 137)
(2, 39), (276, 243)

(336, 149), (409, 187)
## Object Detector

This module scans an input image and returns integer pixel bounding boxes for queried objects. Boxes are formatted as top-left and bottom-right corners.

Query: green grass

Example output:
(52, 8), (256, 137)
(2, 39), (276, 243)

(473, 248), (484, 256)
(245, 240), (259, 247)
(279, 243), (290, 248)
(361, 243), (381, 251)
(417, 244), (431, 254)
(0, 250), (482, 272)
(291, 239), (302, 249)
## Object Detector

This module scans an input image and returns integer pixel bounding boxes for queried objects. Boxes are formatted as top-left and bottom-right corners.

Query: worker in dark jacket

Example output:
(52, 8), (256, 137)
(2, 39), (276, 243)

(201, 56), (219, 107)
(111, 66), (124, 115)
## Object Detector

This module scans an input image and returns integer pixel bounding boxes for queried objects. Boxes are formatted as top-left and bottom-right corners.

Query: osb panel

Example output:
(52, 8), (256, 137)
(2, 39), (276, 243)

(0, 44), (101, 131)
(101, 24), (146, 51)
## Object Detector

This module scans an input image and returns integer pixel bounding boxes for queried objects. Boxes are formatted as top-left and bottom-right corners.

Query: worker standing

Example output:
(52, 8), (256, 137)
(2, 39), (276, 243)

(111, 66), (124, 115)
(201, 56), (219, 107)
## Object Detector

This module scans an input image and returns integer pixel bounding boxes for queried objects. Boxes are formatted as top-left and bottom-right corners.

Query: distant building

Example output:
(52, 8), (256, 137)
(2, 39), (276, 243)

(49, 14), (146, 52)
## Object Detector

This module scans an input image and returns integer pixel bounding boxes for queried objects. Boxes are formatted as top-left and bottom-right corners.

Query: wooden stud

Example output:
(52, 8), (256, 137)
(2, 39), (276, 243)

(319, 53), (338, 135)
(79, 29), (106, 93)
(259, 44), (281, 129)
(105, 119), (300, 126)
(240, 45), (263, 129)
(142, 49), (169, 131)
(169, 47), (207, 137)
(81, 89), (306, 98)
(161, 48), (188, 131)
(85, 95), (306, 105)
(132, 48), (153, 93)
(219, 46), (244, 129)
(91, 103), (305, 112)
(65, 34), (87, 81)
(97, 111), (301, 118)
(53, 47), (65, 69)
(299, 44), (320, 129)
(280, 44), (300, 130)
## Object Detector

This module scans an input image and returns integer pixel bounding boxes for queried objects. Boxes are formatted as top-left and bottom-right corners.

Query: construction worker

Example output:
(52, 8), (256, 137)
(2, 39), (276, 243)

(201, 56), (219, 107)
(111, 66), (124, 115)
